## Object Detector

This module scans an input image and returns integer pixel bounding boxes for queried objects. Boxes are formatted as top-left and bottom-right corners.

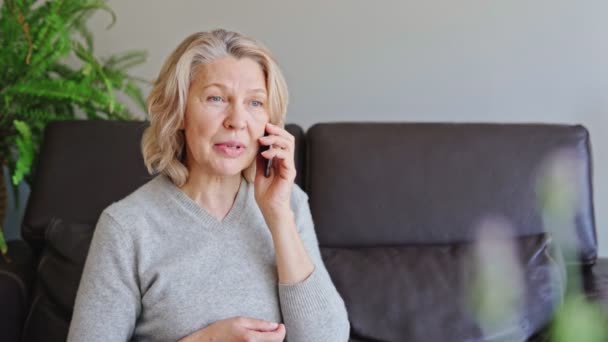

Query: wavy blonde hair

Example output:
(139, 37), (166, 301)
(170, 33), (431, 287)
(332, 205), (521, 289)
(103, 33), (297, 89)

(142, 29), (289, 186)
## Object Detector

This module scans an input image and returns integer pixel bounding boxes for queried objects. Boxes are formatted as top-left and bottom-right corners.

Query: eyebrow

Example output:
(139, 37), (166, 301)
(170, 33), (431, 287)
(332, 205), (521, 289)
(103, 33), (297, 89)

(201, 83), (267, 95)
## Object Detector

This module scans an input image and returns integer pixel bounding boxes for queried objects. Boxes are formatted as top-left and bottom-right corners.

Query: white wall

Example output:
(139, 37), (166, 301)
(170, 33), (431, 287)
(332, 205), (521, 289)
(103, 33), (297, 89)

(84, 0), (608, 255)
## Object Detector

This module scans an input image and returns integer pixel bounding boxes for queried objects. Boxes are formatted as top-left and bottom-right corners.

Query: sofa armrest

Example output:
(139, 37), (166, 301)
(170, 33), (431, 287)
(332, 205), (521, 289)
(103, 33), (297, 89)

(582, 257), (608, 310)
(0, 240), (36, 342)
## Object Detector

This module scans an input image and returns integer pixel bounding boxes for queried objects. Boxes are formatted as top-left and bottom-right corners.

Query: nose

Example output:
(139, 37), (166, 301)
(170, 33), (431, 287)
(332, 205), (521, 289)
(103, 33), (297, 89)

(224, 102), (247, 130)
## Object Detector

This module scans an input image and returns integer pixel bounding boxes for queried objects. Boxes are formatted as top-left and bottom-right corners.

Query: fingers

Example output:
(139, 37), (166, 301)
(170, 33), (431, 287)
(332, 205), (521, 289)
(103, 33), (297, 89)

(246, 323), (286, 341)
(265, 122), (292, 140)
(260, 146), (291, 162)
(236, 317), (281, 332)
(257, 122), (296, 182)
(259, 124), (295, 161)
(263, 123), (294, 145)
(259, 134), (292, 151)
(260, 135), (294, 150)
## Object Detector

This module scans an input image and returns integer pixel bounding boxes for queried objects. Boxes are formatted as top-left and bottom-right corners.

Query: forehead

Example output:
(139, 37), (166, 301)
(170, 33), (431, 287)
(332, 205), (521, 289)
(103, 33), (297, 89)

(193, 56), (266, 90)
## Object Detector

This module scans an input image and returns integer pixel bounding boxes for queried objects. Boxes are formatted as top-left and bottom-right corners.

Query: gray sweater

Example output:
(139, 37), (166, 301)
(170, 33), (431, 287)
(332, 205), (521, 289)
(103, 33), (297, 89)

(67, 175), (350, 342)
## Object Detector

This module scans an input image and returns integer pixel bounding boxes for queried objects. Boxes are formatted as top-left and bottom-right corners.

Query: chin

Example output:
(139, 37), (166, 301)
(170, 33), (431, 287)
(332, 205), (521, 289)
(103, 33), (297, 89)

(209, 154), (255, 176)
(213, 163), (248, 177)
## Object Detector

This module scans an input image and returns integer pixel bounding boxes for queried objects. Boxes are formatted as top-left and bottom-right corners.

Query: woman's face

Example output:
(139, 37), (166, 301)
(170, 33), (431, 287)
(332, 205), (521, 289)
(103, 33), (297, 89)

(182, 56), (269, 178)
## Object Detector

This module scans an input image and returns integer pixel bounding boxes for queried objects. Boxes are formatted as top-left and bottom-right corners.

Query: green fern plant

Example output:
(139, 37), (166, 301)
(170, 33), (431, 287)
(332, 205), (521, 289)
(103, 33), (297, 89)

(0, 0), (147, 260)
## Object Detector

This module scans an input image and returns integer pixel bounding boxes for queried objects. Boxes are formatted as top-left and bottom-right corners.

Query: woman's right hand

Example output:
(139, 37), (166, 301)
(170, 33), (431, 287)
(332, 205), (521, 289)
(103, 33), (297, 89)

(179, 316), (286, 342)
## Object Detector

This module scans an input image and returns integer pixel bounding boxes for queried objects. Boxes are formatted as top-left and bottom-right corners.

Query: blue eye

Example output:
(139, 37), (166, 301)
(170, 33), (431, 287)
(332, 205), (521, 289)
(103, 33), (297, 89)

(251, 100), (263, 107)
(208, 96), (223, 102)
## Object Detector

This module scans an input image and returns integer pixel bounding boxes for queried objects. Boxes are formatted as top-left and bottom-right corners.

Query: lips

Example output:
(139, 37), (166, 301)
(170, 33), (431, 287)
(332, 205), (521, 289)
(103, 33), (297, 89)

(215, 140), (245, 148)
(214, 141), (246, 158)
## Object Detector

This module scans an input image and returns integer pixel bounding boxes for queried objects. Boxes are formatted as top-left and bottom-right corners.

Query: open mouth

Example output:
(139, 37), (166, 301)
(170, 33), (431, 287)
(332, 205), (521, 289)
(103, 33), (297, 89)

(214, 143), (246, 157)
(223, 145), (242, 150)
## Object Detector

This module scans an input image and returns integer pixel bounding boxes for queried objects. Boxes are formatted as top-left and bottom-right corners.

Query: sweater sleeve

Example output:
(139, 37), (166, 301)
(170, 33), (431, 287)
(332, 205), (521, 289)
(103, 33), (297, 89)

(278, 186), (350, 342)
(67, 211), (141, 342)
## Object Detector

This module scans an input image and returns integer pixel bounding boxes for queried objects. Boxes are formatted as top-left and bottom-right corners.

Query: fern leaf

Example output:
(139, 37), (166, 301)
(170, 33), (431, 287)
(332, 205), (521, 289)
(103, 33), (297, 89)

(6, 79), (114, 108)
(104, 50), (147, 71)
(0, 228), (8, 256)
(11, 120), (34, 185)
(124, 80), (147, 111)
(64, 1), (116, 30)
(73, 42), (116, 112)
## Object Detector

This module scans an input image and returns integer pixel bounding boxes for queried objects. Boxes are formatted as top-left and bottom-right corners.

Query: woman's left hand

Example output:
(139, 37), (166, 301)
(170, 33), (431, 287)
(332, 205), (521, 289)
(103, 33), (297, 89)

(254, 122), (296, 219)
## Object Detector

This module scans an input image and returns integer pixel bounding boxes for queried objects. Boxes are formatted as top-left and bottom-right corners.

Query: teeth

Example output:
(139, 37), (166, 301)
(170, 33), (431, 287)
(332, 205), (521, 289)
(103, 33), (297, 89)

(220, 144), (242, 149)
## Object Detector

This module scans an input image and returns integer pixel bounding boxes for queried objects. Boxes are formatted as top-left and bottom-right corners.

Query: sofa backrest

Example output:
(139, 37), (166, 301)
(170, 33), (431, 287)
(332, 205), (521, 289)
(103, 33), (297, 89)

(305, 122), (592, 341)
(19, 120), (593, 341)
(19, 120), (306, 342)
(305, 123), (596, 263)
(21, 121), (151, 256)
(21, 120), (306, 256)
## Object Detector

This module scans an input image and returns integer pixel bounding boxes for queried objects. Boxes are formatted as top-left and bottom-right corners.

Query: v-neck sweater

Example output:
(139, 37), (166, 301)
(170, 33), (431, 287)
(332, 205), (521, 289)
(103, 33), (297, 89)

(67, 175), (350, 342)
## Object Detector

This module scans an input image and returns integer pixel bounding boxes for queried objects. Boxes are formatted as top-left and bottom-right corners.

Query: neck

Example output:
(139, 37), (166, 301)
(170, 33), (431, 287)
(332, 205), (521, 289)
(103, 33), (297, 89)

(179, 171), (242, 220)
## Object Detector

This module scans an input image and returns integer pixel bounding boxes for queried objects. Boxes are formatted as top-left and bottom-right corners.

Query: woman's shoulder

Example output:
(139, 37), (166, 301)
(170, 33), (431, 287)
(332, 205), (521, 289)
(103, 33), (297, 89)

(102, 175), (173, 228)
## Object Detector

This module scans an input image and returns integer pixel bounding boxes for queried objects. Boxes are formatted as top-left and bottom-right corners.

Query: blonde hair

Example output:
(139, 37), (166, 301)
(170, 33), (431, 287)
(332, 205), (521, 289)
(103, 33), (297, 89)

(142, 29), (289, 186)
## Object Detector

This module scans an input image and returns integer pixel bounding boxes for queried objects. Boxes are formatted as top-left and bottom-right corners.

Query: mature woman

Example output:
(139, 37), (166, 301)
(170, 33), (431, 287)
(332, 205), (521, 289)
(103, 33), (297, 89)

(67, 29), (350, 342)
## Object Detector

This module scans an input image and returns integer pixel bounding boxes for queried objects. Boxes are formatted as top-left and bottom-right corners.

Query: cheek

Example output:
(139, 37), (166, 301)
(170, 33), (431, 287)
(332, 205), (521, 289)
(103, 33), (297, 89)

(252, 115), (269, 131)
(186, 101), (224, 125)
(185, 124), (206, 140)
(183, 126), (214, 155)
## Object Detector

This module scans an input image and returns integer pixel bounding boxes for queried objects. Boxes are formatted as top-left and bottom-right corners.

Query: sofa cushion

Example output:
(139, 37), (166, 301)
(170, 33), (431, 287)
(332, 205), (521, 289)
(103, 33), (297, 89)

(22, 219), (95, 342)
(322, 233), (565, 342)
(0, 240), (35, 342)
(21, 295), (71, 342)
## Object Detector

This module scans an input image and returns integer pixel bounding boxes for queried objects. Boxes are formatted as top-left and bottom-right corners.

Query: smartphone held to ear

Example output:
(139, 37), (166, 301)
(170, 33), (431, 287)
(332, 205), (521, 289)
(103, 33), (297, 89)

(260, 130), (273, 177)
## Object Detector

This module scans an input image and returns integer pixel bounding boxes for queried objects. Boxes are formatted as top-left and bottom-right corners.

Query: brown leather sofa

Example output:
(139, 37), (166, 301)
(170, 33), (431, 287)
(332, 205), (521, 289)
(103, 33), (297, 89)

(1, 120), (607, 341)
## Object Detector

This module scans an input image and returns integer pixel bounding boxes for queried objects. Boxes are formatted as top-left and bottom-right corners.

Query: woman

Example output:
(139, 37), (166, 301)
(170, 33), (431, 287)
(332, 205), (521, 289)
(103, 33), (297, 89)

(67, 29), (350, 342)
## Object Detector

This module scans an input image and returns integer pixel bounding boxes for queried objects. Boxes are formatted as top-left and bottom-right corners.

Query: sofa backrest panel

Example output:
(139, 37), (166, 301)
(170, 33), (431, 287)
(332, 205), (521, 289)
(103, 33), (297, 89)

(305, 123), (596, 264)
(22, 121), (152, 255)
(21, 120), (306, 256)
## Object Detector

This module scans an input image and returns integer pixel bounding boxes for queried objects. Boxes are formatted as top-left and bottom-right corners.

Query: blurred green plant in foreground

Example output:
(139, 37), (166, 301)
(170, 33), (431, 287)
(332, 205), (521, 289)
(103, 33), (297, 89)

(470, 148), (608, 341)
(538, 149), (608, 342)
(471, 218), (527, 341)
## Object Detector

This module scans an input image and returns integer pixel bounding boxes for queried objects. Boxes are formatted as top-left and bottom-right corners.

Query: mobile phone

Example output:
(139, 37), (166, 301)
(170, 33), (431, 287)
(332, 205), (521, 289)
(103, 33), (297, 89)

(261, 130), (273, 177)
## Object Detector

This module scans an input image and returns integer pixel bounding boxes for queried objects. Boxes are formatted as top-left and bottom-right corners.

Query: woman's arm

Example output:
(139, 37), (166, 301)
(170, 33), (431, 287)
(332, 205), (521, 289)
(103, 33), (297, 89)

(264, 186), (351, 342)
(255, 123), (349, 341)
(67, 212), (140, 342)
(264, 208), (314, 284)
